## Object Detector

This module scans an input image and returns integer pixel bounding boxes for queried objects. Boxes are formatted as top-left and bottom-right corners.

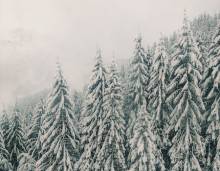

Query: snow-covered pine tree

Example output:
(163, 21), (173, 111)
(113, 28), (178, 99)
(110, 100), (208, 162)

(78, 50), (108, 171)
(36, 63), (80, 171)
(202, 22), (220, 170)
(166, 13), (205, 171)
(120, 64), (130, 124)
(129, 35), (150, 112)
(0, 110), (10, 152)
(0, 129), (12, 171)
(148, 37), (170, 169)
(27, 99), (45, 161)
(94, 60), (127, 171)
(146, 45), (154, 68)
(119, 63), (132, 162)
(6, 108), (26, 170)
(17, 153), (35, 171)
(129, 105), (163, 171)
(127, 36), (150, 140)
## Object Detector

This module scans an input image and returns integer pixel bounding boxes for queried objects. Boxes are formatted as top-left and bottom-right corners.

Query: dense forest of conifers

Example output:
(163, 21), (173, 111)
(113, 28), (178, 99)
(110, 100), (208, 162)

(0, 12), (220, 171)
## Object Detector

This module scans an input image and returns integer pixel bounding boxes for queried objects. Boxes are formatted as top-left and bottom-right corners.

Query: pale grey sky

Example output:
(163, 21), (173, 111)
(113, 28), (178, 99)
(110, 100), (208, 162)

(0, 0), (220, 109)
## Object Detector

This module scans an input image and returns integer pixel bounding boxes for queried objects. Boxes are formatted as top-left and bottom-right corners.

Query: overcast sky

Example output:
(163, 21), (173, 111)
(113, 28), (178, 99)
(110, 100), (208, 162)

(0, 0), (220, 110)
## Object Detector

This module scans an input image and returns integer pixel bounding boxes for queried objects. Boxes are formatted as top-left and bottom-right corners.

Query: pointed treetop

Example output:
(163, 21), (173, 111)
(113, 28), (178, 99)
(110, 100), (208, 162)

(182, 9), (189, 34)
(154, 36), (167, 63)
(94, 49), (105, 74)
(111, 55), (116, 67)
(56, 60), (63, 79)
(96, 48), (103, 64)
(110, 57), (117, 74)
(159, 32), (164, 40)
(13, 100), (20, 114)
(111, 51), (116, 60)
(137, 33), (142, 40)
(96, 48), (102, 57)
(135, 33), (142, 44)
(183, 9), (188, 23)
(134, 34), (144, 52)
(158, 35), (165, 48)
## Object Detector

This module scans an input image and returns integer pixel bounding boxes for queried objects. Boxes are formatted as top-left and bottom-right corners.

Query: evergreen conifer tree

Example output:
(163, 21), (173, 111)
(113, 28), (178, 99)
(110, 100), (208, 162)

(94, 60), (127, 171)
(129, 36), (150, 112)
(127, 36), (150, 140)
(0, 129), (12, 171)
(148, 38), (170, 169)
(0, 110), (10, 152)
(167, 13), (205, 171)
(37, 63), (80, 171)
(202, 22), (220, 170)
(27, 100), (45, 160)
(78, 50), (108, 171)
(6, 108), (26, 170)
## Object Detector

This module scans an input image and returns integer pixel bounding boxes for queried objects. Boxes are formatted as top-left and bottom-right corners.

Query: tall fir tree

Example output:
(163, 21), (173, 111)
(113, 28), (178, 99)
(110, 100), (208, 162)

(6, 108), (26, 170)
(127, 36), (150, 140)
(128, 106), (164, 171)
(148, 38), (170, 169)
(119, 63), (132, 162)
(0, 110), (10, 152)
(37, 63), (80, 171)
(27, 99), (45, 161)
(0, 129), (12, 171)
(202, 22), (220, 170)
(94, 60), (127, 171)
(78, 50), (108, 171)
(128, 36), (150, 112)
(166, 13), (205, 171)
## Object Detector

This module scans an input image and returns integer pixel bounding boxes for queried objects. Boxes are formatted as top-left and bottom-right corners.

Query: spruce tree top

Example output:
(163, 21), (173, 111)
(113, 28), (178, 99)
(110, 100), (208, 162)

(43, 62), (80, 142)
(88, 49), (107, 96)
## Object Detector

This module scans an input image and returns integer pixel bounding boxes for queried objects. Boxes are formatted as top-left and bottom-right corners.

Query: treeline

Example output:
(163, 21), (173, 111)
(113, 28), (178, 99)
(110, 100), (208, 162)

(0, 13), (220, 171)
